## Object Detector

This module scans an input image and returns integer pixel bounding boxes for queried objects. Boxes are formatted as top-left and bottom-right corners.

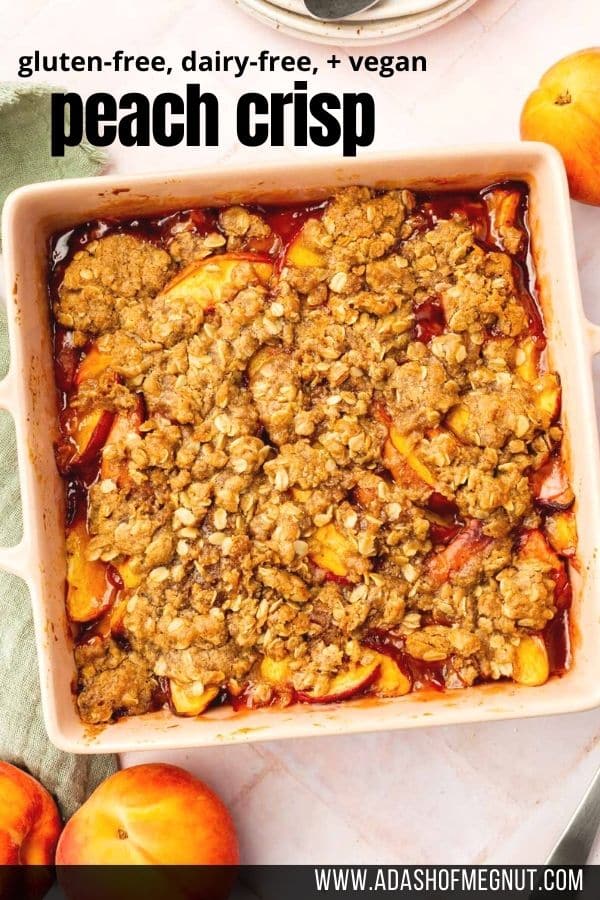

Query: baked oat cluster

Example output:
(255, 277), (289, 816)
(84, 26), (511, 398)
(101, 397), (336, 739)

(52, 185), (576, 724)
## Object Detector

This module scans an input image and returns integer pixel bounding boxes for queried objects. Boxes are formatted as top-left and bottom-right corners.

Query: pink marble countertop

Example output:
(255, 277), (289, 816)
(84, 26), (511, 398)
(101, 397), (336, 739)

(2, 0), (600, 865)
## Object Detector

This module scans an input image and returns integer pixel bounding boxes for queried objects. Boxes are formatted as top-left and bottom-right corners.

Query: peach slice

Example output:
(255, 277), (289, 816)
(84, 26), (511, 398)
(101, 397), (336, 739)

(383, 438), (451, 502)
(426, 519), (491, 588)
(285, 228), (326, 268)
(297, 660), (380, 703)
(85, 592), (131, 643)
(371, 653), (411, 697)
(532, 372), (561, 422)
(169, 681), (220, 717)
(373, 402), (393, 428)
(545, 510), (577, 557)
(513, 635), (549, 686)
(69, 407), (115, 468)
(75, 343), (115, 385)
(383, 439), (422, 492)
(159, 253), (273, 310)
(292, 487), (312, 504)
(55, 763), (239, 866)
(116, 558), (143, 590)
(531, 455), (574, 511)
(515, 336), (541, 384)
(54, 328), (81, 393)
(89, 559), (142, 641)
(518, 528), (572, 609)
(260, 656), (292, 687)
(354, 481), (378, 507)
(66, 521), (117, 623)
(107, 597), (129, 638)
(485, 187), (521, 227)
(100, 396), (145, 487)
(0, 762), (62, 866)
(389, 426), (436, 488)
(518, 528), (562, 570)
(484, 188), (523, 249)
(445, 404), (470, 443)
(309, 523), (356, 578)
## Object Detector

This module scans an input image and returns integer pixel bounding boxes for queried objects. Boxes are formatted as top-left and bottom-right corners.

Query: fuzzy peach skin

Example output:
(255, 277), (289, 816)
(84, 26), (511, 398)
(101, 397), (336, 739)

(521, 48), (600, 205)
(56, 763), (239, 865)
(0, 762), (62, 865)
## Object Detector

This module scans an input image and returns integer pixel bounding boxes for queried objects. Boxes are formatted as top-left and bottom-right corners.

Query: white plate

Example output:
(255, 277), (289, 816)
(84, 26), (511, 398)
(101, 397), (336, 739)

(235, 0), (478, 44)
(269, 0), (448, 21)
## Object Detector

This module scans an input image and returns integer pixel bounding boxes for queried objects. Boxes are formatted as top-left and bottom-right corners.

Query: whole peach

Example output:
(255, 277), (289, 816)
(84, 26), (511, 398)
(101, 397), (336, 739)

(0, 762), (62, 865)
(521, 48), (600, 205)
(0, 762), (62, 900)
(56, 763), (239, 866)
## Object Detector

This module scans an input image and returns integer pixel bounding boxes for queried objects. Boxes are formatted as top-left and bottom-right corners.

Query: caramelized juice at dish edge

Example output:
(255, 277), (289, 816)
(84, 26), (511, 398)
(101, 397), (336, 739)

(50, 183), (570, 715)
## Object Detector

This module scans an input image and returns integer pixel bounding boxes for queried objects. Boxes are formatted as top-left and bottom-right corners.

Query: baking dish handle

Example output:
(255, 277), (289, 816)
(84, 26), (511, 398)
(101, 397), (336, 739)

(0, 541), (28, 578)
(0, 369), (27, 578)
(0, 367), (14, 410)
(587, 320), (600, 356)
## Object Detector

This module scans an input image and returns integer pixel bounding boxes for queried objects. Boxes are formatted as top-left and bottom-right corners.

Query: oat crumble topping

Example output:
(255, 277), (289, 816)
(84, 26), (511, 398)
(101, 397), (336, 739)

(51, 184), (576, 724)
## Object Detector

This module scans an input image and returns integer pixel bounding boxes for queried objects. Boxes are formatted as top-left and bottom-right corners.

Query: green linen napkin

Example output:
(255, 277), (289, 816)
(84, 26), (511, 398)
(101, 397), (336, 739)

(0, 81), (107, 240)
(0, 82), (115, 819)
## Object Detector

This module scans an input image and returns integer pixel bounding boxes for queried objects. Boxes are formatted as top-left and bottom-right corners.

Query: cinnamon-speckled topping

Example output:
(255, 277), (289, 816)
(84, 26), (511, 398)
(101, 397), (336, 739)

(51, 184), (575, 724)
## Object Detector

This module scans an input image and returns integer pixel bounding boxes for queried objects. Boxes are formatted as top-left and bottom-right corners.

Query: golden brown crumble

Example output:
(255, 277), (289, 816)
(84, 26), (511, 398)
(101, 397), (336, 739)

(51, 184), (576, 724)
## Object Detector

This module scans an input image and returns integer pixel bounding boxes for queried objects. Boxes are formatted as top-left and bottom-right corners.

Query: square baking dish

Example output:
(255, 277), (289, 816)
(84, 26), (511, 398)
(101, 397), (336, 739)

(3, 144), (600, 754)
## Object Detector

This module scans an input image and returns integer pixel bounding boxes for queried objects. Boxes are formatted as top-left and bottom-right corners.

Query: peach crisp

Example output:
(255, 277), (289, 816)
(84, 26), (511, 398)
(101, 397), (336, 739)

(49, 184), (576, 724)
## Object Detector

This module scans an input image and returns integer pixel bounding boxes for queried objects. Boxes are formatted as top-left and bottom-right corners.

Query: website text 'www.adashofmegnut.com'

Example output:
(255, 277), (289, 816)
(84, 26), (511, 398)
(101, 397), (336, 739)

(313, 866), (584, 895)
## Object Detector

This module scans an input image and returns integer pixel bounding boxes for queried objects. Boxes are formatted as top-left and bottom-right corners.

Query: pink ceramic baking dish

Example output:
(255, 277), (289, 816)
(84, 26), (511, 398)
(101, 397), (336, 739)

(2, 145), (600, 754)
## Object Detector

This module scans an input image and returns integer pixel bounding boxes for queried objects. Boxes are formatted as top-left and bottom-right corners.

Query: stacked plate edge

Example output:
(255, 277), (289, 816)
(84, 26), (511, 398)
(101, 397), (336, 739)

(234, 0), (480, 45)
(272, 0), (455, 21)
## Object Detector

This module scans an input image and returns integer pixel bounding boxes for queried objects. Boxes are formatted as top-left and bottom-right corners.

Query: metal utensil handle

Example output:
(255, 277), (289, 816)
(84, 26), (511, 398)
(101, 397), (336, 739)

(304, 0), (381, 20)
(546, 767), (600, 864)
